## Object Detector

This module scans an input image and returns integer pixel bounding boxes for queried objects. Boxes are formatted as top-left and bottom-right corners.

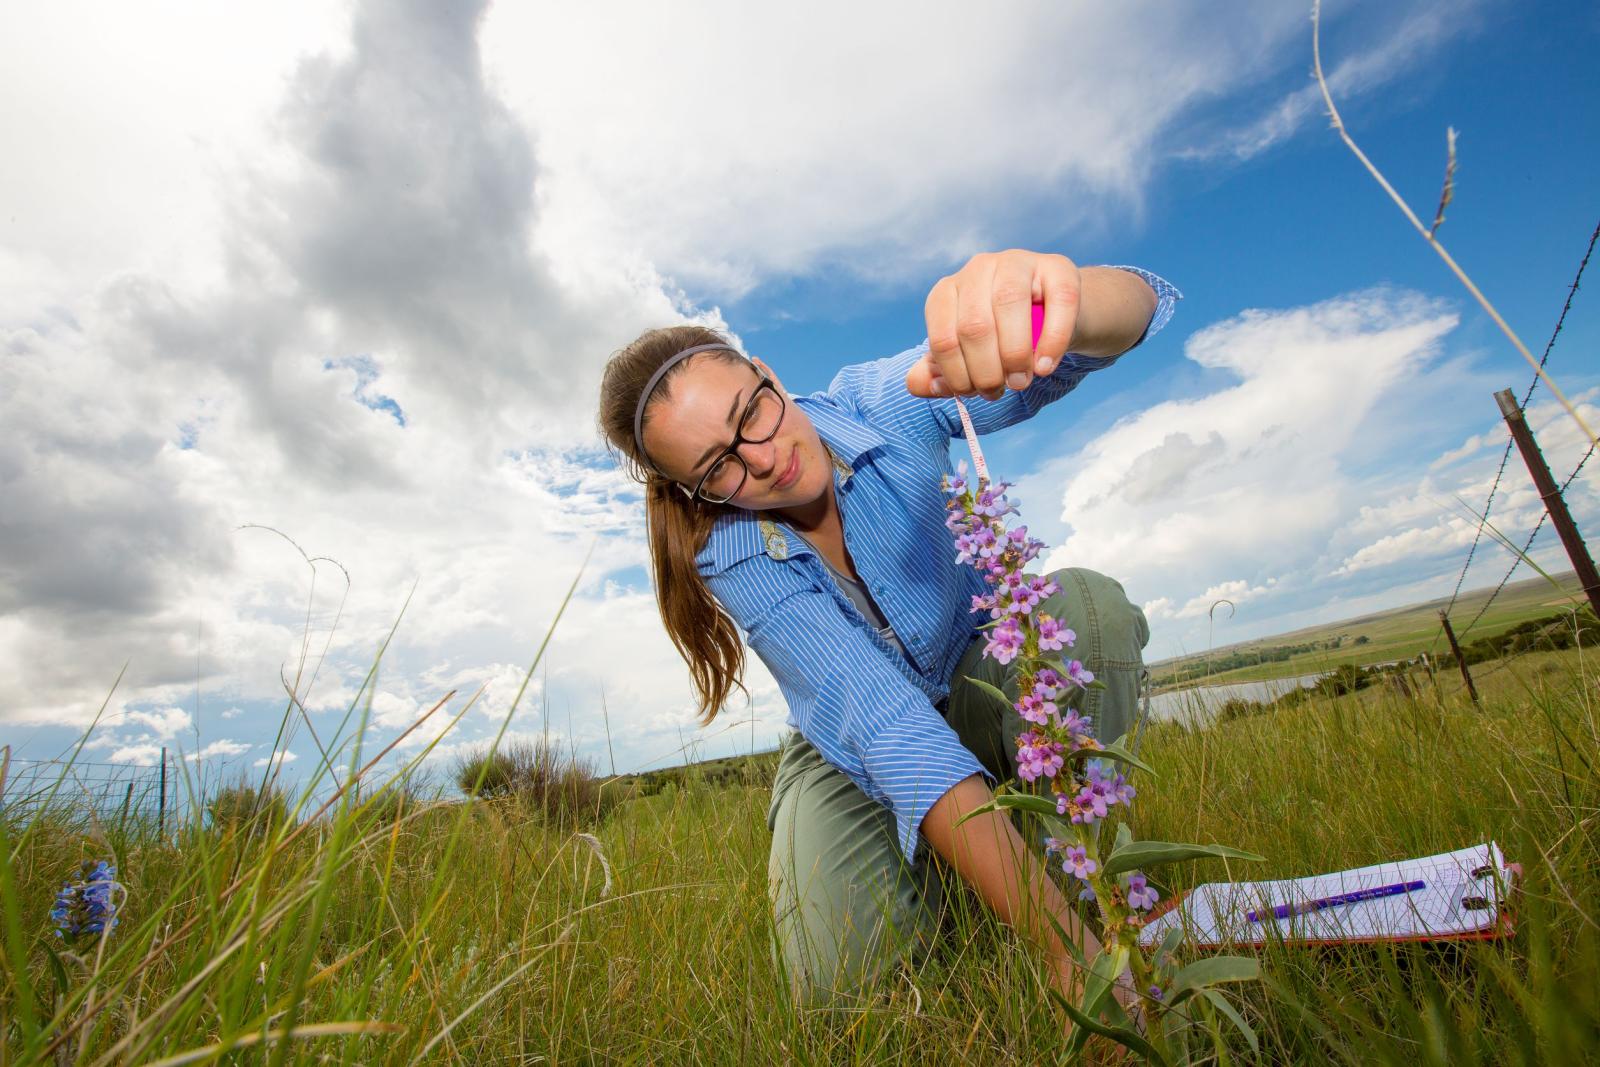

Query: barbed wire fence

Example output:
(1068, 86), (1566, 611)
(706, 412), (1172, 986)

(1437, 218), (1599, 644)
(0, 748), (271, 832)
(1, 752), (176, 831)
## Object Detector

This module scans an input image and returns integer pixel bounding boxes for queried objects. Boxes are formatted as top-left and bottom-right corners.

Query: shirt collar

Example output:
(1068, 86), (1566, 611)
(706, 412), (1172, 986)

(694, 393), (887, 576)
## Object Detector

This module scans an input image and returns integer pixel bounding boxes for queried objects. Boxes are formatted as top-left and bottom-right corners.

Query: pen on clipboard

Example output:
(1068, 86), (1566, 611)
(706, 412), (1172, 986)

(1245, 880), (1426, 924)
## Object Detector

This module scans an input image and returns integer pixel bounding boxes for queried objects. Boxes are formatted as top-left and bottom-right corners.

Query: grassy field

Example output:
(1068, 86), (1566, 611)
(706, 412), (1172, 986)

(3, 637), (1598, 1063)
(1149, 571), (1591, 688)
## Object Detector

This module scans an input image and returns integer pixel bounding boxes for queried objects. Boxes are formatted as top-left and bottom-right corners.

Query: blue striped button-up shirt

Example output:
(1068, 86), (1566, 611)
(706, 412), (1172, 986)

(696, 266), (1180, 861)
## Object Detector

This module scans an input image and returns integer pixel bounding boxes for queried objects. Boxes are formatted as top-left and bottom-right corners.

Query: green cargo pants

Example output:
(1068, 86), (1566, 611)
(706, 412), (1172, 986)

(765, 567), (1151, 1009)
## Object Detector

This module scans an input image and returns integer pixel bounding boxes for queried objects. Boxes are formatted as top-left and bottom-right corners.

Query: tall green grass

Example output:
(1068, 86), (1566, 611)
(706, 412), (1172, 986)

(3, 641), (1596, 1063)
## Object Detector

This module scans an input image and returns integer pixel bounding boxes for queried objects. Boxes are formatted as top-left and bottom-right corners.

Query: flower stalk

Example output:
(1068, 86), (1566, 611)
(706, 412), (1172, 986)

(944, 462), (1267, 1062)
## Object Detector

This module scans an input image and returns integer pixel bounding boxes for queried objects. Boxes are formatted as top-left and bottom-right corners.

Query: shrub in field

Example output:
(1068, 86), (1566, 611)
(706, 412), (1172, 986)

(454, 738), (617, 829)
(1215, 698), (1267, 723)
(1314, 663), (1371, 698)
(204, 780), (290, 835)
(357, 778), (430, 826)
(455, 750), (518, 798)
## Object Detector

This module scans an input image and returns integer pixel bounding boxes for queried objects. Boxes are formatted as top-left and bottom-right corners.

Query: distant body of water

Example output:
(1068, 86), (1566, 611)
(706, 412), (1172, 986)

(1145, 674), (1325, 725)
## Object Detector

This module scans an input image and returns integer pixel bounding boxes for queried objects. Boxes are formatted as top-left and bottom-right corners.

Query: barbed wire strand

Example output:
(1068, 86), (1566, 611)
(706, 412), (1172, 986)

(1442, 218), (1599, 620)
(1458, 439), (1597, 639)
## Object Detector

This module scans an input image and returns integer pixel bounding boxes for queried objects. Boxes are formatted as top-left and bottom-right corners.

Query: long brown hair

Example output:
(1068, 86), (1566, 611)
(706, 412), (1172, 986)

(597, 325), (750, 725)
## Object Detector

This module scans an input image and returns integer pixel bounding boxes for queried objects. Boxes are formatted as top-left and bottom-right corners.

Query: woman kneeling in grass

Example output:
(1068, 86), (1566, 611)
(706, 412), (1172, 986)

(596, 249), (1178, 1012)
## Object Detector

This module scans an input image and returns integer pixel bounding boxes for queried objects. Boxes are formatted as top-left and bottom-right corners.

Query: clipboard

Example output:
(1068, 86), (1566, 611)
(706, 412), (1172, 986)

(1136, 842), (1518, 951)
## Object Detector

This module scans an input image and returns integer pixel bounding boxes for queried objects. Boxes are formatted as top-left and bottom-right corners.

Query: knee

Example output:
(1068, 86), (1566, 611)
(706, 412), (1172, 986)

(770, 884), (934, 1013)
(1048, 567), (1150, 655)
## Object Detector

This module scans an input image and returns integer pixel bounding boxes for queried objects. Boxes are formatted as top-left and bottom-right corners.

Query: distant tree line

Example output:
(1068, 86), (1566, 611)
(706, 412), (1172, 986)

(1161, 634), (1368, 685)
(1437, 608), (1598, 669)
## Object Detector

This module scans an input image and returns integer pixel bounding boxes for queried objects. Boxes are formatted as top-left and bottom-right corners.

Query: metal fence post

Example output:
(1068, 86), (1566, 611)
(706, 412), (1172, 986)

(159, 746), (168, 835)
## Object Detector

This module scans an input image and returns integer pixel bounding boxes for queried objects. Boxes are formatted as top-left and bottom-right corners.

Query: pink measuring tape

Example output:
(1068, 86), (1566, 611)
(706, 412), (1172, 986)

(950, 302), (1045, 487)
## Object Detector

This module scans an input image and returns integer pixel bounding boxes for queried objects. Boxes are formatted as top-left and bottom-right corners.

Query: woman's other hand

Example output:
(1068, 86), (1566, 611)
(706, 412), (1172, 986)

(907, 249), (1081, 401)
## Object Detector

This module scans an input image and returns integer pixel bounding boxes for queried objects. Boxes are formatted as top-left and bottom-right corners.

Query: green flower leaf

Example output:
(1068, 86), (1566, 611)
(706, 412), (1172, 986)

(950, 797), (1000, 829)
(1168, 955), (1261, 1005)
(1200, 987), (1260, 1054)
(1153, 925), (1185, 970)
(1064, 740), (1156, 777)
(988, 791), (1060, 818)
(1102, 840), (1266, 878)
(1049, 987), (1170, 1067)
(1081, 944), (1131, 1022)
(38, 938), (71, 999)
(960, 674), (1014, 711)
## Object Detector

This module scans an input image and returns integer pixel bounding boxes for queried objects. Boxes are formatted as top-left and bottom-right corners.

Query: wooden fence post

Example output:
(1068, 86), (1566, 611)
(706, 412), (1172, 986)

(1438, 611), (1481, 707)
(1496, 388), (1600, 619)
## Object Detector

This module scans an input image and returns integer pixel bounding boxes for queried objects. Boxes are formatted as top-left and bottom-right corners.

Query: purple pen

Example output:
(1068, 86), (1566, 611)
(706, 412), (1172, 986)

(1246, 880), (1426, 924)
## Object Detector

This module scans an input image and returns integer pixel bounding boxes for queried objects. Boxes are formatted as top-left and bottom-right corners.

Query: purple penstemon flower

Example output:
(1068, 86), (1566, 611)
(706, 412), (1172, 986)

(984, 617), (1024, 665)
(945, 462), (1191, 1038)
(1017, 693), (1053, 725)
(1059, 709), (1091, 740)
(1113, 773), (1138, 806)
(943, 458), (1264, 1054)
(1126, 872), (1160, 911)
(1037, 614), (1066, 651)
(1062, 844), (1098, 880)
(1071, 765), (1131, 826)
(1016, 732), (1065, 783)
(971, 526), (1001, 559)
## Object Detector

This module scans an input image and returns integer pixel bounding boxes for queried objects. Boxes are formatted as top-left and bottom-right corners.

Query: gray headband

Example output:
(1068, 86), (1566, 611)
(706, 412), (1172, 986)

(631, 342), (745, 476)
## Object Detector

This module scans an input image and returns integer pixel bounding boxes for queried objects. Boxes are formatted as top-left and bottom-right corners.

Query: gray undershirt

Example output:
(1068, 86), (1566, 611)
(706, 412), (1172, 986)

(797, 533), (910, 663)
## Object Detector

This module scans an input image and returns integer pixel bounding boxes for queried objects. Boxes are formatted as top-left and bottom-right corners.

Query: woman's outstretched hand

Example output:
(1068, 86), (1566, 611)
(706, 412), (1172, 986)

(906, 250), (1158, 401)
(907, 249), (1082, 402)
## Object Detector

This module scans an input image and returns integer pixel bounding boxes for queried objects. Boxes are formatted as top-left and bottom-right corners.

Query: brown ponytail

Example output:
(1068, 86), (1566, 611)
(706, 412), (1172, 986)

(597, 325), (750, 725)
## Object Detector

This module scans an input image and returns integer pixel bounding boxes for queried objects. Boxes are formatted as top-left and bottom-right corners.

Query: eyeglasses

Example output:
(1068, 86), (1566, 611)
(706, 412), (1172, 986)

(679, 372), (787, 504)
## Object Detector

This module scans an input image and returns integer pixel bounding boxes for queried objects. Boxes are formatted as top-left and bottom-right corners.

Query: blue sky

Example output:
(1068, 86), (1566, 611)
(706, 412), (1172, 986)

(1, 0), (1596, 794)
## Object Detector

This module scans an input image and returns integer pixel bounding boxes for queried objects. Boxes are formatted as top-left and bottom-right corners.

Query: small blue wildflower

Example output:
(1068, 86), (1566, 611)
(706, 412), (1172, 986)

(50, 860), (122, 942)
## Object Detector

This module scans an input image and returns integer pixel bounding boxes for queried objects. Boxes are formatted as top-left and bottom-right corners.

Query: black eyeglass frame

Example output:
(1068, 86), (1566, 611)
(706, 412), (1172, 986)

(680, 372), (787, 504)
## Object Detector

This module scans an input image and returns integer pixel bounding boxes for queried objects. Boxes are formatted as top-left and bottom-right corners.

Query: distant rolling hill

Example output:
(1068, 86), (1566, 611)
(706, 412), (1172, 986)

(1149, 570), (1590, 688)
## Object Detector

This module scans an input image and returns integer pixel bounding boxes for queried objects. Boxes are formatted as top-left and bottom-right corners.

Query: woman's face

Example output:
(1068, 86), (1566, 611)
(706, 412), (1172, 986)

(640, 354), (831, 512)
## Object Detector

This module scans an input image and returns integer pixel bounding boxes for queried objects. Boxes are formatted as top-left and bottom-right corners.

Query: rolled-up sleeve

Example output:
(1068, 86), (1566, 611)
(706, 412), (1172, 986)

(736, 578), (992, 863)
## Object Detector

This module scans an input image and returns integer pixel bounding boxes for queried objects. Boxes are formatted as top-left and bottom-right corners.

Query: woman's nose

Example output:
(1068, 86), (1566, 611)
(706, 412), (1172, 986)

(737, 437), (779, 476)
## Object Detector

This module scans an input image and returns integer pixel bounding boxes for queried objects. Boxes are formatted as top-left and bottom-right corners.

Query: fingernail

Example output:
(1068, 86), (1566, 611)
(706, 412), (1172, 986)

(930, 381), (950, 396)
(1007, 372), (1029, 391)
(1035, 357), (1052, 375)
